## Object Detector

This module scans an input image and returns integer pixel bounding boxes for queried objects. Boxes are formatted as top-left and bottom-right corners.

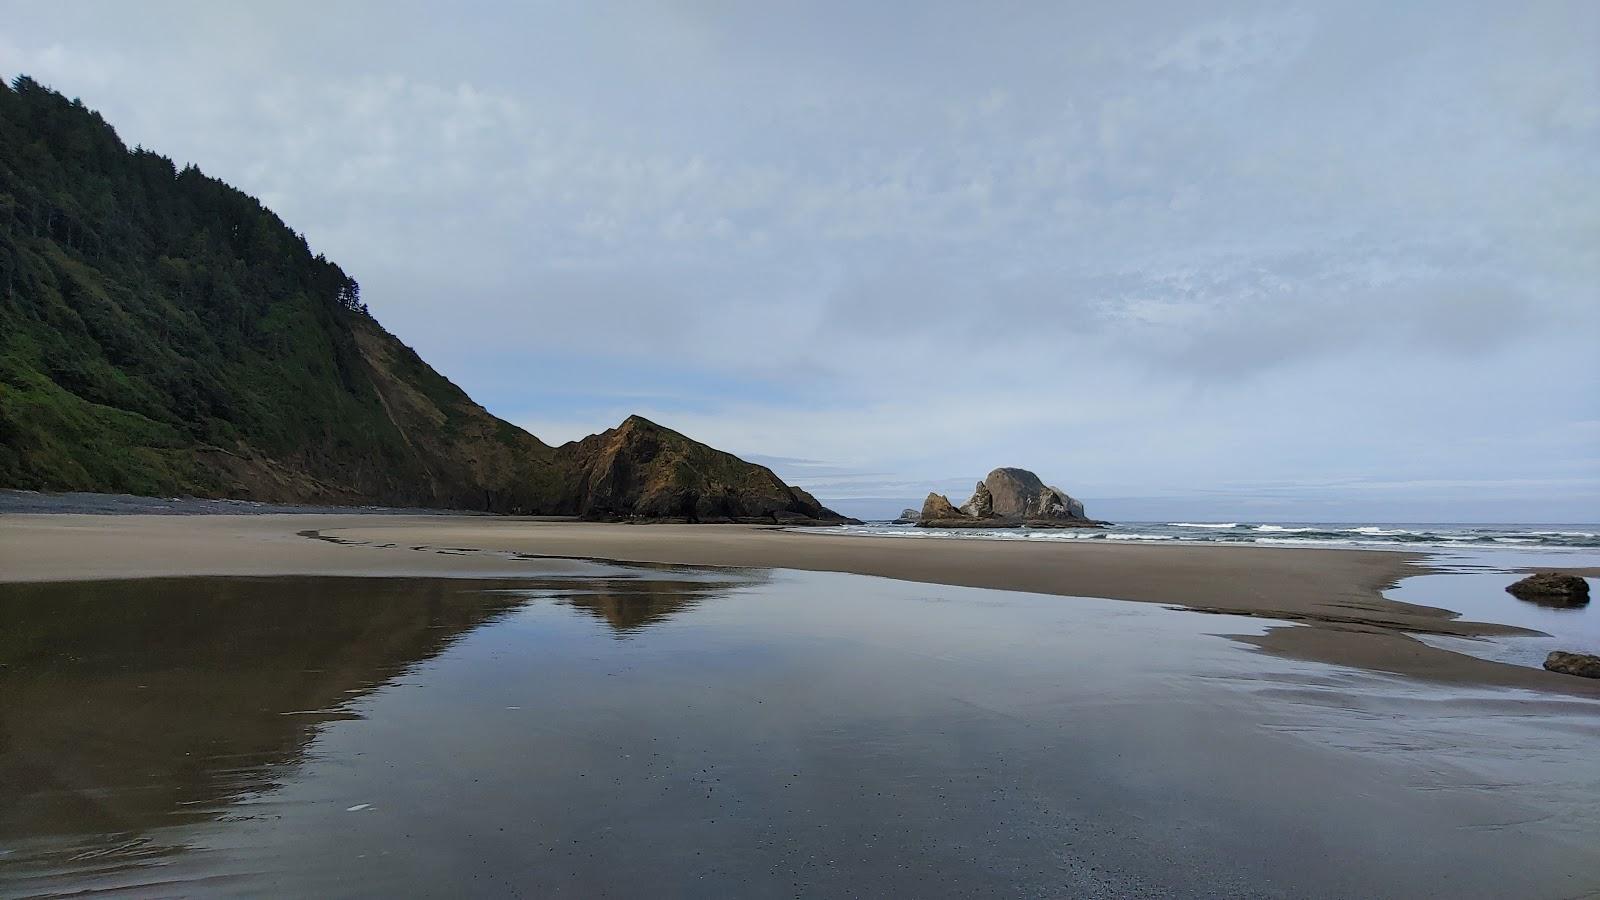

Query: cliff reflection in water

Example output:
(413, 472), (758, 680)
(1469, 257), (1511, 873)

(0, 572), (734, 846)
(557, 577), (735, 633)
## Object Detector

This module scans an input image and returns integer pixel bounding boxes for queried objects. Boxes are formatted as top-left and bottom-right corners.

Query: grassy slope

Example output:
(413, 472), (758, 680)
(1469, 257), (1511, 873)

(0, 76), (557, 511)
(0, 75), (838, 520)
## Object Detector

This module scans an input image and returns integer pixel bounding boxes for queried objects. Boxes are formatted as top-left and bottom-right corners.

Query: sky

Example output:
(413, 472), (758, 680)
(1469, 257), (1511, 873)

(2, 1), (1596, 521)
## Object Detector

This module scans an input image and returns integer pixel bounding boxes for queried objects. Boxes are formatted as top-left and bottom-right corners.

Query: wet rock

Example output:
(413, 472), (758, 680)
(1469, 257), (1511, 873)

(1543, 651), (1600, 679)
(893, 508), (920, 524)
(1507, 573), (1590, 606)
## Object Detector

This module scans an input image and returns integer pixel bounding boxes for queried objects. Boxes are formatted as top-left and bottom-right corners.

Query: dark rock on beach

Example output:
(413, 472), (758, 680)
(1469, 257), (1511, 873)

(1543, 651), (1600, 679)
(1507, 573), (1590, 606)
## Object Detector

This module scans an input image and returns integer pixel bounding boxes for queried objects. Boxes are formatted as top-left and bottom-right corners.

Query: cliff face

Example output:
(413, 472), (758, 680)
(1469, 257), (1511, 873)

(0, 76), (844, 522)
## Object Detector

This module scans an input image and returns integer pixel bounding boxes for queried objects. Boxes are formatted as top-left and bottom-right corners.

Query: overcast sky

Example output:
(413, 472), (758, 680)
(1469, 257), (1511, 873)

(3, 1), (1596, 520)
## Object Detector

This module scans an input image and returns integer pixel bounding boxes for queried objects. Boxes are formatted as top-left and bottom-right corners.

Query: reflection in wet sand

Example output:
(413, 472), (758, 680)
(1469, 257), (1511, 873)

(554, 574), (765, 633)
(2, 569), (1598, 897)
(0, 575), (729, 843)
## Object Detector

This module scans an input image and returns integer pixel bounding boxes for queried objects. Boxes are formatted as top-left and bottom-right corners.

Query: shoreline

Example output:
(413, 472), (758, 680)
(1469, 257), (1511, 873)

(2, 513), (1596, 695)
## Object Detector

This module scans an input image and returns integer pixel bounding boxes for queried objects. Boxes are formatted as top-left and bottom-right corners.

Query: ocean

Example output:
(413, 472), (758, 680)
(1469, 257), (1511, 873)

(830, 520), (1600, 553)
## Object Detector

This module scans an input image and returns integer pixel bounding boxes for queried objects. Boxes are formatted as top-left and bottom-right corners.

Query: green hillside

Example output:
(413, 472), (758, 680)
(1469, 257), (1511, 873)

(0, 76), (841, 521)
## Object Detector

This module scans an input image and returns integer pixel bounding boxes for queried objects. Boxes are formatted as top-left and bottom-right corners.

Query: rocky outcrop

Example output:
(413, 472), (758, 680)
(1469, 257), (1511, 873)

(920, 492), (966, 522)
(1544, 651), (1600, 679)
(959, 481), (994, 518)
(984, 467), (1086, 520)
(552, 416), (851, 524)
(915, 468), (1104, 529)
(1507, 573), (1590, 606)
(893, 508), (920, 524)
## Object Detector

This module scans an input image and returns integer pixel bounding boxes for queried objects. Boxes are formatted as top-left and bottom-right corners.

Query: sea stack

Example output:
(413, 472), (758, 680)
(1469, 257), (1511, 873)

(916, 468), (1104, 529)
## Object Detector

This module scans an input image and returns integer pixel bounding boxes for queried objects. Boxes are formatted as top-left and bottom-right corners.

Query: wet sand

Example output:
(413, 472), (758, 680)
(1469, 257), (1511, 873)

(2, 571), (1597, 897)
(0, 513), (1595, 693)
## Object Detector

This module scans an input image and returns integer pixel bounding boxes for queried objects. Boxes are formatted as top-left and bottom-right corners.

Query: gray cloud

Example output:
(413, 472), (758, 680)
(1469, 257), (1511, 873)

(2, 0), (1595, 519)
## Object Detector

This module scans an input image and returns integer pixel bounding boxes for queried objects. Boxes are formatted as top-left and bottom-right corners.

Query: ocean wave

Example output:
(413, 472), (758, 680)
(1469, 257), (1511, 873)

(838, 520), (1600, 551)
(1254, 537), (1360, 546)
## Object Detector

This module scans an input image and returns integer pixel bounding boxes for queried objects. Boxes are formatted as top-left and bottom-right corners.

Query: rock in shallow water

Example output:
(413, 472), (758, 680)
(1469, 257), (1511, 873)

(1543, 651), (1600, 679)
(1507, 573), (1590, 605)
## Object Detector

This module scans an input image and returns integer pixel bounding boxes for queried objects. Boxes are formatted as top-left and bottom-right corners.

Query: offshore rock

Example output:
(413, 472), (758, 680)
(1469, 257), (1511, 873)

(983, 468), (1085, 521)
(916, 468), (1104, 528)
(960, 481), (994, 518)
(920, 492), (966, 521)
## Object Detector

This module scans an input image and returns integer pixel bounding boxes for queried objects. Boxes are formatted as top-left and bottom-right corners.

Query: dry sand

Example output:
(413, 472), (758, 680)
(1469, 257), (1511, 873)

(2, 513), (1593, 693)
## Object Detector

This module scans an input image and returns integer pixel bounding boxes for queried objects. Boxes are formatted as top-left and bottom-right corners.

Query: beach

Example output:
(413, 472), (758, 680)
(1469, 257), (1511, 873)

(1, 511), (1595, 694)
(4, 511), (1600, 896)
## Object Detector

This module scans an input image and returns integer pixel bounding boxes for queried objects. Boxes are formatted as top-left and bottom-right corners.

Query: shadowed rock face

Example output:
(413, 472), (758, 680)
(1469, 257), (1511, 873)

(553, 416), (850, 524)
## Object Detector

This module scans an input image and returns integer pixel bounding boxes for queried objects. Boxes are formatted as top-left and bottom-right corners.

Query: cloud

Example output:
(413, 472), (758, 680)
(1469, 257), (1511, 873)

(2, 0), (1596, 519)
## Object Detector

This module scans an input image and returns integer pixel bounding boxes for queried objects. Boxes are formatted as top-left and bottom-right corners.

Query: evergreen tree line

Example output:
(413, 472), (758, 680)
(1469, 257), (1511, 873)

(0, 74), (412, 495)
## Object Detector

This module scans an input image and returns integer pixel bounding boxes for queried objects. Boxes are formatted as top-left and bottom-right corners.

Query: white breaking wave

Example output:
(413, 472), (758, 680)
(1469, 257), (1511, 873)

(828, 520), (1600, 554)
(1255, 537), (1359, 546)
